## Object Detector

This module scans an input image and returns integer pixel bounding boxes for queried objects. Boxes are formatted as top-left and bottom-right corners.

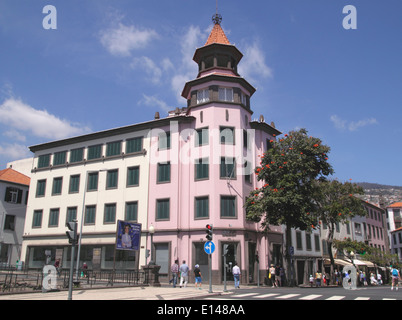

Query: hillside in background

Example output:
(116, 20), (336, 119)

(355, 182), (402, 208)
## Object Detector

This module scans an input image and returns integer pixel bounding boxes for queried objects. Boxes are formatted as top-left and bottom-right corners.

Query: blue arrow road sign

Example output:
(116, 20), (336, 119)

(204, 241), (215, 254)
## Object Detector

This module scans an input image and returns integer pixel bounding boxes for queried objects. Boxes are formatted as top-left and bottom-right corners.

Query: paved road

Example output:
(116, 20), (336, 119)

(200, 285), (401, 300)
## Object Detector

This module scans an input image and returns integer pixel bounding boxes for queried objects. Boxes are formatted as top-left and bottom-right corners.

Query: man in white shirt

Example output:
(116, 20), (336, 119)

(232, 262), (241, 289)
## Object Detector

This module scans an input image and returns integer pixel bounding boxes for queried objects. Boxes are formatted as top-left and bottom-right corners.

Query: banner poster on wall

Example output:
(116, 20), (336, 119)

(115, 220), (141, 251)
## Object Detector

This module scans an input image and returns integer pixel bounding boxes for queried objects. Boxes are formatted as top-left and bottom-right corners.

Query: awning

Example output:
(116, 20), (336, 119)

(347, 259), (375, 267)
(324, 259), (352, 266)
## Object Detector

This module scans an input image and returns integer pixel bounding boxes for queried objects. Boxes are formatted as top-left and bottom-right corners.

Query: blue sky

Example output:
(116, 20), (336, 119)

(0, 0), (401, 186)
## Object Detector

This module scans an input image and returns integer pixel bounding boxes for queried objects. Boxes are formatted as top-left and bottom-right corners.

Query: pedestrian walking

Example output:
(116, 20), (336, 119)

(179, 260), (189, 288)
(170, 259), (179, 287)
(54, 259), (61, 276)
(269, 264), (277, 287)
(391, 266), (400, 291)
(232, 261), (241, 289)
(315, 270), (322, 287)
(194, 264), (202, 290)
(377, 272), (382, 285)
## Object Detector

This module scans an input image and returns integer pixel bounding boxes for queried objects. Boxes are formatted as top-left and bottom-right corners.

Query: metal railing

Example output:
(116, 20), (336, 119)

(0, 269), (147, 294)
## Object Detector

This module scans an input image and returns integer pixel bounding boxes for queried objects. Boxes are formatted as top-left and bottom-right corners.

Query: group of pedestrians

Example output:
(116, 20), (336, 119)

(169, 260), (242, 289)
(268, 264), (284, 287)
(169, 260), (203, 289)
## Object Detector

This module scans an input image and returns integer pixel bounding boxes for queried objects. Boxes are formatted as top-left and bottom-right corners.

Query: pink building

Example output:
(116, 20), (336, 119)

(147, 15), (282, 284)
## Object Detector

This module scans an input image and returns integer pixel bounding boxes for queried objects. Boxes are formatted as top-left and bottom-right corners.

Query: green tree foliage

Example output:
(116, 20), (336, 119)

(245, 128), (333, 284)
(313, 180), (366, 274)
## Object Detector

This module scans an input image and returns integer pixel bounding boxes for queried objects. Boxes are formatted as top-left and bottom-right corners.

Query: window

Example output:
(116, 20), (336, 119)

(296, 231), (303, 250)
(156, 199), (170, 220)
(53, 151), (66, 166)
(306, 233), (312, 251)
(220, 126), (235, 145)
(157, 162), (171, 183)
(241, 92), (247, 106)
(195, 128), (209, 147)
(4, 187), (22, 204)
(195, 158), (209, 180)
(4, 215), (15, 231)
(127, 166), (140, 186)
(314, 234), (320, 251)
(66, 207), (77, 223)
(106, 141), (122, 157)
(70, 148), (84, 163)
(266, 138), (273, 152)
(87, 172), (99, 191)
(220, 157), (236, 179)
(52, 177), (63, 195)
(197, 89), (209, 104)
(32, 210), (43, 228)
(218, 87), (233, 102)
(126, 137), (143, 154)
(49, 208), (59, 227)
(355, 223), (362, 235)
(195, 197), (209, 219)
(87, 145), (102, 160)
(69, 175), (80, 193)
(243, 130), (249, 149)
(84, 205), (96, 225)
(38, 154), (50, 168)
(158, 131), (171, 150)
(106, 169), (118, 189)
(244, 161), (252, 184)
(220, 196), (236, 218)
(125, 202), (138, 221)
(104, 203), (116, 224)
(36, 180), (46, 197)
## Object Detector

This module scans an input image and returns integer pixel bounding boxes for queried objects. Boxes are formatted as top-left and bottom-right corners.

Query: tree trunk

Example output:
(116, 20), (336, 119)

(327, 224), (335, 284)
(285, 225), (295, 287)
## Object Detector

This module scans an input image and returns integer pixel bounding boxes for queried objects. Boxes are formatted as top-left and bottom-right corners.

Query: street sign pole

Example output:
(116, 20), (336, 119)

(223, 253), (227, 292)
(68, 242), (75, 300)
(208, 253), (212, 293)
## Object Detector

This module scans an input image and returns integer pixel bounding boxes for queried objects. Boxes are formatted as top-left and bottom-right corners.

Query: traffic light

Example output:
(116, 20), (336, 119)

(223, 244), (229, 257)
(206, 224), (213, 241)
(66, 221), (78, 245)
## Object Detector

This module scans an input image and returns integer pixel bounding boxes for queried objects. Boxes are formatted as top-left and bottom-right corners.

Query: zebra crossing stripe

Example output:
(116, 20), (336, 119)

(299, 294), (322, 300)
(254, 293), (280, 298)
(234, 293), (259, 298)
(276, 294), (300, 299)
(326, 295), (346, 300)
(355, 297), (370, 300)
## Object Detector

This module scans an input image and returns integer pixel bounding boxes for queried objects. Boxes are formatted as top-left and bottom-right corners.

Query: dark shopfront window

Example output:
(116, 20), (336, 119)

(28, 245), (137, 270)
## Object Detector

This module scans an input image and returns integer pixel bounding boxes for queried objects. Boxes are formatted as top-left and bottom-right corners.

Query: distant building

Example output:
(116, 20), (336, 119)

(390, 227), (402, 261)
(0, 168), (30, 267)
(386, 202), (402, 258)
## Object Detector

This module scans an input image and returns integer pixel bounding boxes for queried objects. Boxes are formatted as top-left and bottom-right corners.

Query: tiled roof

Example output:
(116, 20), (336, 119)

(0, 168), (30, 186)
(388, 202), (402, 208)
(204, 23), (231, 46)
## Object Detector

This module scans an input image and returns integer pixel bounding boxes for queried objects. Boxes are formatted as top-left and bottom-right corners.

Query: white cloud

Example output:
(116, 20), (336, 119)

(170, 25), (206, 104)
(100, 23), (158, 57)
(139, 94), (172, 113)
(330, 115), (378, 132)
(130, 56), (163, 84)
(238, 40), (273, 83)
(3, 129), (26, 142)
(0, 143), (30, 160)
(0, 97), (91, 140)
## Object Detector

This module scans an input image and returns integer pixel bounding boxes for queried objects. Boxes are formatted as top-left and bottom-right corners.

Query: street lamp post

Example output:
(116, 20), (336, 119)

(149, 225), (155, 265)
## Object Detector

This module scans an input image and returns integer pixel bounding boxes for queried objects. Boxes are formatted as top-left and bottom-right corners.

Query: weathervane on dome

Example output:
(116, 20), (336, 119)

(212, 0), (222, 25)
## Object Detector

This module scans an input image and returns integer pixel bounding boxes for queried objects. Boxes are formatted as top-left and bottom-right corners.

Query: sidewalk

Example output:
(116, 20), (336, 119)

(0, 283), (243, 300)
